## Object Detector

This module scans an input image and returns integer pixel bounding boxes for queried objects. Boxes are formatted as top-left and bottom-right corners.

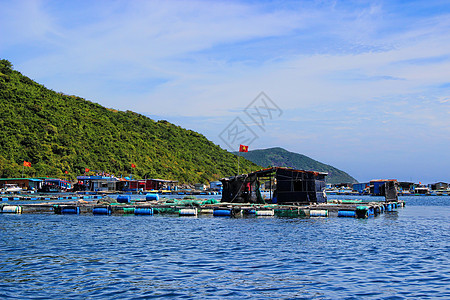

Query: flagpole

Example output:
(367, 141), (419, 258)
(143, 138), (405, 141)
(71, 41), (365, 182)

(238, 155), (240, 176)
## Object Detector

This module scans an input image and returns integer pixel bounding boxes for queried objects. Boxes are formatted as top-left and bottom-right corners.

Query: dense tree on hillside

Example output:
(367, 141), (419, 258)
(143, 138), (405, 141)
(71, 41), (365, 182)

(0, 59), (258, 182)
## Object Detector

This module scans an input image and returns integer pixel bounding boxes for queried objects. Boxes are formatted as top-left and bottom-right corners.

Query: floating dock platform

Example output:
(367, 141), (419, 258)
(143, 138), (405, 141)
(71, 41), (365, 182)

(0, 197), (404, 219)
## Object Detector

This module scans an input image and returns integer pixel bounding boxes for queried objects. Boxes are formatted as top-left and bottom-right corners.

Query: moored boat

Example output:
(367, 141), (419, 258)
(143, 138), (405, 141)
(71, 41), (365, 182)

(1, 184), (22, 193)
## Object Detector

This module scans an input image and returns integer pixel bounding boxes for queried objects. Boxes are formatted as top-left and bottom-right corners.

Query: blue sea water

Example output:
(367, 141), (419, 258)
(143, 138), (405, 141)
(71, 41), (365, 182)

(0, 196), (449, 299)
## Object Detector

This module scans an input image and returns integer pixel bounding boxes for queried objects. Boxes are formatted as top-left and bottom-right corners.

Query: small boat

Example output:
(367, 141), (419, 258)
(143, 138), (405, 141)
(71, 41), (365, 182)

(1, 184), (22, 193)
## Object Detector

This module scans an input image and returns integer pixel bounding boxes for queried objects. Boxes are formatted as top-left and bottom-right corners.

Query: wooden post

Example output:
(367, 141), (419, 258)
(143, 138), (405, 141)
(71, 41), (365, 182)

(270, 174), (272, 201)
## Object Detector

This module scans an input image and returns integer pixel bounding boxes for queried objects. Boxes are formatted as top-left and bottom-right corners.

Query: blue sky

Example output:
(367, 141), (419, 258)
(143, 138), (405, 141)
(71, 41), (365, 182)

(1, 0), (449, 183)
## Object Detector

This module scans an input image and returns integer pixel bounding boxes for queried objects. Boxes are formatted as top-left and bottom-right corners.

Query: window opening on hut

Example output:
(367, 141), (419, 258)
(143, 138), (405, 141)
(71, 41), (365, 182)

(293, 179), (303, 191)
(220, 167), (328, 204)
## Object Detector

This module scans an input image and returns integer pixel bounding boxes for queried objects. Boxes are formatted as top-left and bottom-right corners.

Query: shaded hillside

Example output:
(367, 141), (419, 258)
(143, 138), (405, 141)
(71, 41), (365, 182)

(0, 59), (258, 182)
(235, 147), (358, 184)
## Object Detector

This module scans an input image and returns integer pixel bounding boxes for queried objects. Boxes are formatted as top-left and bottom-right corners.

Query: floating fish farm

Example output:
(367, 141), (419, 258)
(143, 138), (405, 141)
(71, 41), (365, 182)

(0, 193), (404, 219)
(0, 167), (404, 219)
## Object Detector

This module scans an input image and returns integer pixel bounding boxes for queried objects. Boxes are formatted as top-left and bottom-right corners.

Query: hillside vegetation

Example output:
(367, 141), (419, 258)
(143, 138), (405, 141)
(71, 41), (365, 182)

(0, 59), (258, 182)
(235, 147), (358, 184)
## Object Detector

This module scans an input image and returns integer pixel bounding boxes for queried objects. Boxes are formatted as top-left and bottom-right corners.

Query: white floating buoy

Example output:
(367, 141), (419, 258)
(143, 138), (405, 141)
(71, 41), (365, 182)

(179, 208), (198, 216)
(2, 205), (22, 214)
(310, 210), (328, 217)
(200, 209), (214, 214)
(255, 210), (274, 216)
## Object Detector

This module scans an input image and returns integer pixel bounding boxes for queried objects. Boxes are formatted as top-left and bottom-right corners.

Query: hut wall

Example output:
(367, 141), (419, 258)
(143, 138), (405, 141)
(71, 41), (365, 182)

(276, 169), (325, 204)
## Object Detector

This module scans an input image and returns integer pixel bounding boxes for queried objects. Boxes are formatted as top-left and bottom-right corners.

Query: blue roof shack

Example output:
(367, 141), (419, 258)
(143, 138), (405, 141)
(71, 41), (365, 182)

(209, 181), (222, 191)
(353, 182), (369, 193)
(370, 179), (398, 197)
(37, 178), (72, 192)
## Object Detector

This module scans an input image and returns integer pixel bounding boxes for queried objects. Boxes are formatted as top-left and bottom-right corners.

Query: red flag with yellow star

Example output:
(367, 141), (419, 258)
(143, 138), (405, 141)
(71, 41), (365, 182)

(239, 145), (248, 152)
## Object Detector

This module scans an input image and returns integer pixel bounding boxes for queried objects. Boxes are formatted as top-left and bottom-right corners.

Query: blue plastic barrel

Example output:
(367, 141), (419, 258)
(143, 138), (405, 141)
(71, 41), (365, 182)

(368, 208), (374, 216)
(117, 195), (130, 203)
(61, 207), (80, 215)
(146, 193), (159, 201)
(213, 208), (232, 216)
(338, 210), (356, 218)
(385, 203), (392, 211)
(243, 208), (256, 215)
(134, 207), (153, 215)
(93, 207), (110, 215)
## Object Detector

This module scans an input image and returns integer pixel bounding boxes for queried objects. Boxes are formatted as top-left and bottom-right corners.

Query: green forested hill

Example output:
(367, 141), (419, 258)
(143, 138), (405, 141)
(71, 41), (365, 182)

(0, 59), (258, 182)
(235, 147), (358, 184)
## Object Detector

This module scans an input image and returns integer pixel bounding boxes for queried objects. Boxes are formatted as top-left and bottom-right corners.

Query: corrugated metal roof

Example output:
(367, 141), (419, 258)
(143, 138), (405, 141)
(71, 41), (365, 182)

(221, 167), (328, 181)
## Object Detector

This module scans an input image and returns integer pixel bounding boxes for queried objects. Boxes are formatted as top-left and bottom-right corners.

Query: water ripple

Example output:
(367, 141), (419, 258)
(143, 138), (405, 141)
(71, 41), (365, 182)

(0, 198), (449, 299)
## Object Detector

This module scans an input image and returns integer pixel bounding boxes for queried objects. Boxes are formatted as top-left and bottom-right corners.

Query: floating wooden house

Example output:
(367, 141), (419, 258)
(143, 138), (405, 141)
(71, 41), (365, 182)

(194, 183), (206, 191)
(38, 178), (72, 192)
(0, 178), (43, 191)
(414, 185), (429, 194)
(368, 179), (398, 201)
(127, 179), (178, 191)
(431, 182), (448, 191)
(398, 181), (415, 193)
(352, 182), (370, 193)
(209, 181), (222, 191)
(220, 167), (327, 204)
(370, 180), (398, 197)
(76, 176), (122, 192)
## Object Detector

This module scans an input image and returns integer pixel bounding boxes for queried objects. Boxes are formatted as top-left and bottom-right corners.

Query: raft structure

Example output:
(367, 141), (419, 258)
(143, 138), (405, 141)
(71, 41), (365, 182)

(0, 194), (103, 202)
(0, 167), (404, 219)
(0, 196), (405, 219)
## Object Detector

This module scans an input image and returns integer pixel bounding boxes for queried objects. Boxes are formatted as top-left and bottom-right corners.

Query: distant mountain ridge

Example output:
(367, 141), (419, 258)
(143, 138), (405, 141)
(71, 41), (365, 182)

(235, 147), (358, 184)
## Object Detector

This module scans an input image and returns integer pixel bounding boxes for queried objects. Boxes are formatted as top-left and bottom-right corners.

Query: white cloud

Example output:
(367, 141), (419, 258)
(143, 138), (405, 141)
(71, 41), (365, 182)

(1, 0), (449, 182)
